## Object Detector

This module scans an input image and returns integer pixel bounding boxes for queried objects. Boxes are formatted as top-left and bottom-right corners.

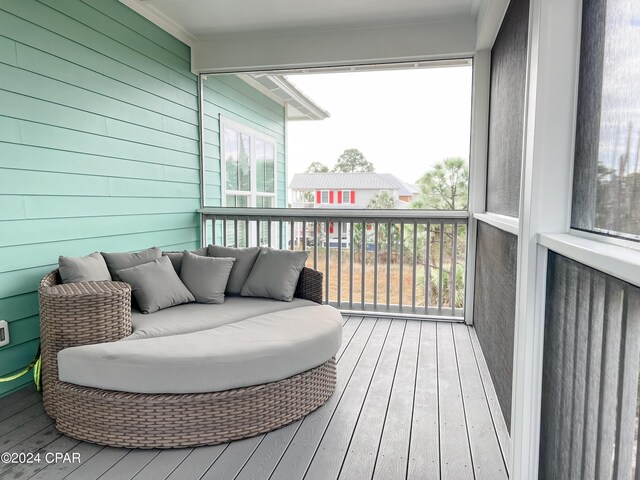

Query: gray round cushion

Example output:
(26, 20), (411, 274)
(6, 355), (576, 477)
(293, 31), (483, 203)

(57, 305), (343, 394)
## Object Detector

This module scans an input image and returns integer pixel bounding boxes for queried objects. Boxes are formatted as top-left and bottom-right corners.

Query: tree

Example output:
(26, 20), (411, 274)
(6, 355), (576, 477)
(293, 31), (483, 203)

(305, 161), (330, 173)
(332, 148), (375, 173)
(367, 190), (395, 209)
(411, 157), (468, 210)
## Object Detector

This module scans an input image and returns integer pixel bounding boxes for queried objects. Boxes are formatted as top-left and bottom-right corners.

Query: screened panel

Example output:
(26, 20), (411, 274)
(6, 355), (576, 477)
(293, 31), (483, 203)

(571, 0), (640, 241)
(473, 221), (518, 429)
(224, 128), (239, 191)
(255, 139), (276, 194)
(539, 252), (640, 479)
(486, 0), (530, 217)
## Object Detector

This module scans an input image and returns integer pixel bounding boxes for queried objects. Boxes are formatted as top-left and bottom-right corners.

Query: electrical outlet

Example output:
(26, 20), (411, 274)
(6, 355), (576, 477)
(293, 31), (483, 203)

(0, 320), (9, 347)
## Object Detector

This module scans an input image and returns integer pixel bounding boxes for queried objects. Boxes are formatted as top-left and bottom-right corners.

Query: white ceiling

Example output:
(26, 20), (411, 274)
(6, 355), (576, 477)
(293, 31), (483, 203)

(130, 0), (482, 38)
(122, 0), (507, 73)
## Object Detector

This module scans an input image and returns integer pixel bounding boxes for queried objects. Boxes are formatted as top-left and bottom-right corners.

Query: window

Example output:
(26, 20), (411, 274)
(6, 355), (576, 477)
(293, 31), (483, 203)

(571, 0), (640, 241)
(221, 118), (277, 208)
(320, 190), (329, 204)
(341, 190), (352, 204)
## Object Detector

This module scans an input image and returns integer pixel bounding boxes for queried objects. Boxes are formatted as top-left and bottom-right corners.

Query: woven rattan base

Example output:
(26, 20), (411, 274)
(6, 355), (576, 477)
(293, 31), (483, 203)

(51, 358), (336, 449)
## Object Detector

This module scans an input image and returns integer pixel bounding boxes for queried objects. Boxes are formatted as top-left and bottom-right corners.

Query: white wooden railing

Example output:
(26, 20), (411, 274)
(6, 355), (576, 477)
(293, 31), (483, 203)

(199, 208), (468, 320)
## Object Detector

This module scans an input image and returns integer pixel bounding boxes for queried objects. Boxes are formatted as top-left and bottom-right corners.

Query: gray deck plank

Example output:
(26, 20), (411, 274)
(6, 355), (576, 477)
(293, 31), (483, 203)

(234, 315), (368, 480)
(164, 445), (227, 480)
(64, 447), (130, 480)
(0, 413), (54, 451)
(336, 321), (406, 480)
(372, 320), (421, 480)
(453, 324), (508, 480)
(304, 319), (402, 480)
(407, 321), (440, 480)
(234, 422), (299, 480)
(0, 402), (45, 437)
(0, 387), (40, 423)
(0, 423), (62, 477)
(468, 327), (511, 471)
(130, 448), (192, 480)
(29, 442), (104, 480)
(437, 322), (474, 480)
(98, 449), (162, 480)
(270, 318), (388, 480)
(0, 385), (36, 410)
(200, 435), (263, 480)
(1, 432), (80, 480)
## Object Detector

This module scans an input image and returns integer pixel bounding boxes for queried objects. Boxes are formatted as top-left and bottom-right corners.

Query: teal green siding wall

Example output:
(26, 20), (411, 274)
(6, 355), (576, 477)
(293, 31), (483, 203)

(0, 0), (200, 396)
(202, 75), (287, 207)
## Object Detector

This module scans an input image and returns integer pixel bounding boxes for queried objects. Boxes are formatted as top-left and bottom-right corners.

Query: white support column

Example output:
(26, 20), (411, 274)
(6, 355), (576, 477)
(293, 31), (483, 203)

(198, 73), (207, 247)
(464, 49), (491, 325)
(510, 0), (582, 478)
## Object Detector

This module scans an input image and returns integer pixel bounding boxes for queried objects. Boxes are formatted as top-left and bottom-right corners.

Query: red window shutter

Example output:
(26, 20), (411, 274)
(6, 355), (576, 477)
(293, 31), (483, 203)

(316, 191), (321, 203)
(351, 191), (356, 203)
(337, 191), (342, 203)
(329, 191), (334, 203)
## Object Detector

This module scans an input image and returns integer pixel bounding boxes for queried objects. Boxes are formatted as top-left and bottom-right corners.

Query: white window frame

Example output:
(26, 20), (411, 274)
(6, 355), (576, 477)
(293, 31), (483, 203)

(220, 116), (278, 208)
(341, 190), (352, 204)
(319, 190), (330, 204)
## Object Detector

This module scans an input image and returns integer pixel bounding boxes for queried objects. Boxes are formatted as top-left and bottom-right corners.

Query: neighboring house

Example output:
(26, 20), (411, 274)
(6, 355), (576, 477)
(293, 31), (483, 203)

(204, 74), (328, 210)
(289, 172), (419, 209)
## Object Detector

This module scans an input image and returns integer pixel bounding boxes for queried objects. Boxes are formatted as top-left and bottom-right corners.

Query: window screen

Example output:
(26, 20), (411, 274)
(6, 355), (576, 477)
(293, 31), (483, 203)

(571, 0), (640, 241)
(540, 252), (640, 479)
(486, 0), (530, 217)
(473, 221), (518, 429)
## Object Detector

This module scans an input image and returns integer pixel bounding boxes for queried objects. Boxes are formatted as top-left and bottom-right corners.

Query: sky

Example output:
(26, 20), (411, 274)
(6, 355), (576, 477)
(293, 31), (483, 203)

(286, 65), (473, 187)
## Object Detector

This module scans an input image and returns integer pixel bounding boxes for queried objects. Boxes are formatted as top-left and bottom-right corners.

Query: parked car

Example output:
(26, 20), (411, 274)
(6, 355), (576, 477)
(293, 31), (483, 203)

(328, 236), (350, 249)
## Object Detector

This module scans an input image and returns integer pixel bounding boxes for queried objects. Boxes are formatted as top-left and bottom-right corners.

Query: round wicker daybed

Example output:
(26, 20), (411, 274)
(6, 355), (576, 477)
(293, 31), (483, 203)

(38, 267), (341, 449)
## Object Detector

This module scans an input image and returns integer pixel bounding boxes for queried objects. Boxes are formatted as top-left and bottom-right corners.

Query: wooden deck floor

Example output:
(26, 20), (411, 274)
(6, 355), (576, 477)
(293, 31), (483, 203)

(0, 316), (510, 480)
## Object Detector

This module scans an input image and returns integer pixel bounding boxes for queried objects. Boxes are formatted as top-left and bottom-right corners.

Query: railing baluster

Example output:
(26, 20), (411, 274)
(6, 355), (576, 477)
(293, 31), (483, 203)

(412, 220), (417, 313)
(451, 221), (458, 316)
(399, 221), (404, 312)
(361, 220), (366, 311)
(313, 220), (318, 270)
(234, 217), (238, 248)
(245, 219), (249, 247)
(211, 216), (217, 246)
(386, 221), (391, 311)
(349, 220), (354, 310)
(223, 219), (228, 247)
(438, 221), (444, 315)
(267, 218), (272, 247)
(425, 221), (431, 314)
(290, 220), (295, 250)
(302, 220), (307, 256)
(337, 222), (342, 308)
(256, 219), (260, 246)
(279, 218), (284, 249)
(373, 221), (378, 311)
(325, 219), (330, 304)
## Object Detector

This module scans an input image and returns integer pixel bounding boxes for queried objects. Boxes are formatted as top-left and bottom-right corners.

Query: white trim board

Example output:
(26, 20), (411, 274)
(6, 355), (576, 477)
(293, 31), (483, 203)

(464, 49), (491, 325)
(538, 233), (640, 288)
(475, 212), (519, 236)
(118, 0), (195, 46)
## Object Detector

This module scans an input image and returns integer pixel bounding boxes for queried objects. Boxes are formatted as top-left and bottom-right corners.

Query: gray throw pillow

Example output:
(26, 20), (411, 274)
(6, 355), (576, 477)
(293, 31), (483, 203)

(208, 245), (260, 294)
(179, 251), (235, 304)
(241, 248), (309, 302)
(162, 247), (208, 275)
(101, 247), (161, 281)
(116, 256), (194, 314)
(58, 252), (112, 284)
